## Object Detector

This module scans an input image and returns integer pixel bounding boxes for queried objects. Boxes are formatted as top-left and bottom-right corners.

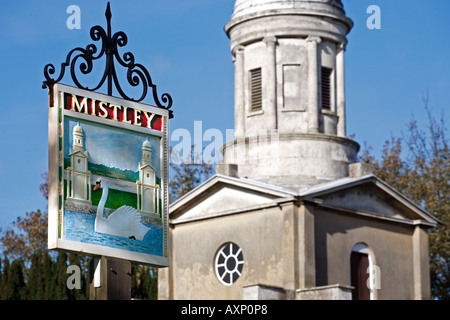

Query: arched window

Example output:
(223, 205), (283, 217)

(350, 243), (379, 300)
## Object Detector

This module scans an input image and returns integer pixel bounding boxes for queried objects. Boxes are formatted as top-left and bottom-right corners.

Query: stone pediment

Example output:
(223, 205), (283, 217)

(170, 175), (296, 224)
(298, 175), (439, 227)
(170, 174), (439, 227)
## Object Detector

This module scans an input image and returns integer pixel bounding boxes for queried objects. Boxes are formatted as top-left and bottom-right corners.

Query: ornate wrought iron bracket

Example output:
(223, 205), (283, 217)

(43, 2), (173, 118)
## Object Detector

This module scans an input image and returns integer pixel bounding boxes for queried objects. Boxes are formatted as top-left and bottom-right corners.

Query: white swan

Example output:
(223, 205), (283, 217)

(93, 177), (151, 241)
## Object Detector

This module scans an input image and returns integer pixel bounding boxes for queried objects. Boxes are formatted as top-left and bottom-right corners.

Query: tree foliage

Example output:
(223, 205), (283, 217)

(169, 145), (215, 203)
(0, 210), (48, 262)
(0, 174), (157, 300)
(360, 99), (449, 299)
(131, 265), (158, 299)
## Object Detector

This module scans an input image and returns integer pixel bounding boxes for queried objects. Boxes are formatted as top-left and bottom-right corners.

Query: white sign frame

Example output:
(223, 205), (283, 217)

(48, 84), (169, 267)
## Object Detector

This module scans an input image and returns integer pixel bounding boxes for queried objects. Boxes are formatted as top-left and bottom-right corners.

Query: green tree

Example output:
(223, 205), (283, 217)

(0, 258), (3, 298)
(0, 257), (10, 300)
(0, 174), (90, 300)
(131, 265), (158, 300)
(43, 251), (56, 299)
(5, 259), (27, 300)
(54, 252), (70, 300)
(360, 100), (449, 299)
(28, 253), (45, 299)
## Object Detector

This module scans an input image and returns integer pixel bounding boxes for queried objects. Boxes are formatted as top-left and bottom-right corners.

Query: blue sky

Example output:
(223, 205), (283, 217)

(0, 0), (449, 229)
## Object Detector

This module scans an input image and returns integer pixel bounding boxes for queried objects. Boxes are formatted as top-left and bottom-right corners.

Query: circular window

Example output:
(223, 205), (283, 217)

(215, 242), (244, 286)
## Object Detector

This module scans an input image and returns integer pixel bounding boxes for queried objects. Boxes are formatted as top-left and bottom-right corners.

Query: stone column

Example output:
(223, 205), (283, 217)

(413, 225), (431, 300)
(233, 45), (246, 139)
(88, 173), (92, 202)
(306, 36), (321, 133)
(336, 43), (346, 137)
(263, 36), (278, 130)
(296, 204), (316, 289)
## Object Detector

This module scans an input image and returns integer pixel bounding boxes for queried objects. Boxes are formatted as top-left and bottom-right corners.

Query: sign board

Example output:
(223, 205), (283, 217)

(48, 84), (169, 267)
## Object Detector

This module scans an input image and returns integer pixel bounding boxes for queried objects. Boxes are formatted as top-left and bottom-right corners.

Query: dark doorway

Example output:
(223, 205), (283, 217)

(351, 251), (370, 300)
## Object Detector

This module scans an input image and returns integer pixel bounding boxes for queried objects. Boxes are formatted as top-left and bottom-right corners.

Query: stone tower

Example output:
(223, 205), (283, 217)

(223, 0), (360, 189)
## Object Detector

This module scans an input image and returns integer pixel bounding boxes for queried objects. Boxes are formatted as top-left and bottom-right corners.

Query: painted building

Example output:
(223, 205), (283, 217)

(66, 123), (92, 205)
(158, 0), (440, 300)
(136, 139), (160, 217)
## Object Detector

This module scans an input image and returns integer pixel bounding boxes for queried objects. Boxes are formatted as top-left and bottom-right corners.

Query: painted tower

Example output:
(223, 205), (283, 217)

(66, 123), (92, 204)
(222, 0), (359, 189)
(136, 139), (160, 216)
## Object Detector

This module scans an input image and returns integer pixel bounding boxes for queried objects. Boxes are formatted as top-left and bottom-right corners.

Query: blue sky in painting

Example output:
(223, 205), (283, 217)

(64, 117), (161, 174)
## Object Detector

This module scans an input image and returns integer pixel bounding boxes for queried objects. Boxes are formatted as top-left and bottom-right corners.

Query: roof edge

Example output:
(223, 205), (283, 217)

(169, 173), (441, 227)
(299, 174), (441, 226)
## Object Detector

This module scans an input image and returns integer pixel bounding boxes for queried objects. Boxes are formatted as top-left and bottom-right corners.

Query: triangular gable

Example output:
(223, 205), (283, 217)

(140, 163), (156, 172)
(170, 174), (296, 224)
(299, 174), (439, 227)
(69, 149), (87, 157)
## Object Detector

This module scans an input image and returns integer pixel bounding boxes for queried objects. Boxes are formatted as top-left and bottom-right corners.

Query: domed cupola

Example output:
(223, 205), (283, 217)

(72, 122), (84, 151)
(142, 138), (153, 166)
(232, 0), (346, 20)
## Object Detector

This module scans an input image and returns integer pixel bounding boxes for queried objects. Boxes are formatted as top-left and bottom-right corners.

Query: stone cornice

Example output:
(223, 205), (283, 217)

(222, 132), (361, 152)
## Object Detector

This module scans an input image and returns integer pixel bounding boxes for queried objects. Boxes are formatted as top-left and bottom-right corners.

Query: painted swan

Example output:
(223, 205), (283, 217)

(93, 177), (150, 241)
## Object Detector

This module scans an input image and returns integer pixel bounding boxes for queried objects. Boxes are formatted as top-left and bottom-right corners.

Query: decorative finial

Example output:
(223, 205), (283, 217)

(105, 2), (112, 38)
(105, 2), (112, 22)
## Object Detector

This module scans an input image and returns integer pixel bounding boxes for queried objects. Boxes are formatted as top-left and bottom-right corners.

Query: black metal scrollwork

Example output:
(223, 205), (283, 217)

(43, 2), (173, 118)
